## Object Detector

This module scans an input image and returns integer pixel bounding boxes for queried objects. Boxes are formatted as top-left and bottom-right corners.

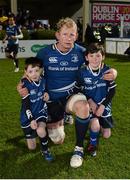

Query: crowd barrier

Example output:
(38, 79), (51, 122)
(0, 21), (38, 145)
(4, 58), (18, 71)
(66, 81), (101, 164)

(105, 38), (130, 55)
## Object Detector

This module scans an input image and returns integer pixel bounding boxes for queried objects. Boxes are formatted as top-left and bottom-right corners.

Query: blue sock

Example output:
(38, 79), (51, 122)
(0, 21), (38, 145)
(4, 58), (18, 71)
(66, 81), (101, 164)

(89, 130), (99, 146)
(75, 116), (90, 147)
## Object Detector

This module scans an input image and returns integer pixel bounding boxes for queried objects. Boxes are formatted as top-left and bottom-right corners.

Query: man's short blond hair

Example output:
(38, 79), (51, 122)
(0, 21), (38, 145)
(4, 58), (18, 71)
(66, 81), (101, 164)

(56, 17), (77, 32)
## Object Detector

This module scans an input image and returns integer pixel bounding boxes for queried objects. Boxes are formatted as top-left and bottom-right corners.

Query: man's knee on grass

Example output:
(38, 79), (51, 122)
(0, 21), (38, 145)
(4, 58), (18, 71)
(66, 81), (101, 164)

(47, 120), (65, 144)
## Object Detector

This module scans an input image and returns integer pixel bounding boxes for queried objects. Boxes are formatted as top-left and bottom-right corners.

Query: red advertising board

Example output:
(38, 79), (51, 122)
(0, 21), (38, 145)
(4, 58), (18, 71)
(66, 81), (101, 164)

(92, 3), (130, 27)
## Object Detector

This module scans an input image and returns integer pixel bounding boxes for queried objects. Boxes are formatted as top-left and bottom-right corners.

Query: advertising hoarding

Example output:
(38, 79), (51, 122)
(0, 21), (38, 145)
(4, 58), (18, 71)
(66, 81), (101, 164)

(92, 3), (130, 28)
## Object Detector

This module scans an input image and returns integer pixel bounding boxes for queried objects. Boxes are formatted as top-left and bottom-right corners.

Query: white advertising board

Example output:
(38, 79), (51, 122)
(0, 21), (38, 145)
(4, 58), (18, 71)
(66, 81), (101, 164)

(0, 40), (56, 59)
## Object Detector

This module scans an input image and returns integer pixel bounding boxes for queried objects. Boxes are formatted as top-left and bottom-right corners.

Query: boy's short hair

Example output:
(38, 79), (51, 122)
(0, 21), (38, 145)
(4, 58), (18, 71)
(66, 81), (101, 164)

(25, 57), (43, 70)
(8, 15), (15, 22)
(85, 43), (105, 56)
(56, 17), (77, 32)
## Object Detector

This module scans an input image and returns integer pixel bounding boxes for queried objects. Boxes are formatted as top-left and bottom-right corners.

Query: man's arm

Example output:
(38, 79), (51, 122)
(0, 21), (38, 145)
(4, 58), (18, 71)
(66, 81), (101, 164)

(102, 86), (116, 106)
(103, 68), (117, 81)
(2, 34), (8, 43)
(22, 95), (33, 122)
(17, 80), (29, 97)
(22, 90), (37, 130)
(11, 28), (23, 40)
(95, 81), (116, 117)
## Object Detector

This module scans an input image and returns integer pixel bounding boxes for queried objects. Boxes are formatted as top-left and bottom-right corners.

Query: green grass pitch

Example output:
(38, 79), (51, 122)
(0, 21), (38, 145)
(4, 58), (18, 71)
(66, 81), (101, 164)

(0, 56), (130, 178)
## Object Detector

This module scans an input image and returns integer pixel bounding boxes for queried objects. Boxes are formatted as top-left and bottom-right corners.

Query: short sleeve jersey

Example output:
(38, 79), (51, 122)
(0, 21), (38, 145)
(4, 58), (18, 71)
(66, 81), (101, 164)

(20, 77), (47, 127)
(37, 43), (85, 101)
(78, 63), (116, 117)
(6, 25), (21, 45)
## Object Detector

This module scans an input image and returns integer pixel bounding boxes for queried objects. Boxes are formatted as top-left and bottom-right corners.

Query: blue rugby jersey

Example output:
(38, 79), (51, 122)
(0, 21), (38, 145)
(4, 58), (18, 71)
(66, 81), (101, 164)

(6, 25), (21, 45)
(78, 63), (116, 117)
(37, 43), (86, 101)
(20, 77), (47, 127)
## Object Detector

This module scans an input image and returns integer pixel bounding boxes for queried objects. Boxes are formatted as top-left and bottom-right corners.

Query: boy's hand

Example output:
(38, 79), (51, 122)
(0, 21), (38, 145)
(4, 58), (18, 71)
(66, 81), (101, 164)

(103, 68), (117, 81)
(95, 104), (105, 117)
(88, 98), (97, 114)
(31, 120), (37, 130)
(43, 92), (49, 102)
(11, 35), (16, 40)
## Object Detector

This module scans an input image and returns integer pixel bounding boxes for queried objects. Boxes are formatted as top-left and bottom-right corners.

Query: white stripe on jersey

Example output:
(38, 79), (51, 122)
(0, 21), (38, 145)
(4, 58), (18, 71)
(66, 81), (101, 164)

(50, 81), (77, 93)
(54, 44), (73, 55)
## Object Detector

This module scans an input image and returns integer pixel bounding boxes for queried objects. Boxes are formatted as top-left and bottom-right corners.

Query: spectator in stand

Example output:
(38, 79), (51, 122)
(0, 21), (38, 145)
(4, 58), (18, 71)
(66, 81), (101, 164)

(84, 24), (98, 46)
(99, 25), (108, 45)
(111, 24), (120, 38)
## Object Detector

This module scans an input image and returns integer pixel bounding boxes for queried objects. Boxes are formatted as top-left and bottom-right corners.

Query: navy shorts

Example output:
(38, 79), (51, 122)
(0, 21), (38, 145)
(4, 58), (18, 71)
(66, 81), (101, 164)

(47, 96), (71, 123)
(99, 116), (114, 129)
(5, 44), (19, 55)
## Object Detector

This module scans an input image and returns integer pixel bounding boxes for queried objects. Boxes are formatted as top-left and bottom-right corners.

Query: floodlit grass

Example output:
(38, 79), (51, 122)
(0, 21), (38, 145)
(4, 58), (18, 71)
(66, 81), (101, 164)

(0, 56), (130, 179)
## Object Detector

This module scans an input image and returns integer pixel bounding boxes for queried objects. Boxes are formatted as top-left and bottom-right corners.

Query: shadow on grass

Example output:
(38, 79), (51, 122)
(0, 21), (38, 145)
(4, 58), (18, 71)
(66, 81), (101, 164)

(6, 135), (26, 148)
(0, 146), (72, 179)
(2, 135), (74, 178)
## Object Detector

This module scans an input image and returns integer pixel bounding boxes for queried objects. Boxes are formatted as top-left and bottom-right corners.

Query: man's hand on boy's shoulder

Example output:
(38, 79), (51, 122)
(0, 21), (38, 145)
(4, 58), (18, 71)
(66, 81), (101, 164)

(43, 92), (49, 102)
(103, 68), (117, 81)
(17, 80), (28, 97)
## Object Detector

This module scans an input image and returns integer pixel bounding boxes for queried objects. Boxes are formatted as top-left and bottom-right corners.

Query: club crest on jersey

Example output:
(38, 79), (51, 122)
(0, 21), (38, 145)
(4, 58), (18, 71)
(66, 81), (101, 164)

(60, 61), (68, 66)
(49, 57), (58, 63)
(84, 78), (92, 84)
(38, 92), (42, 96)
(71, 54), (78, 63)
(30, 89), (36, 95)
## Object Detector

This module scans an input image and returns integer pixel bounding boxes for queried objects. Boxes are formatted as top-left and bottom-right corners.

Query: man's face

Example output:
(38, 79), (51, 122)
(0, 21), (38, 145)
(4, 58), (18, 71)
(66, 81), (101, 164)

(56, 25), (77, 52)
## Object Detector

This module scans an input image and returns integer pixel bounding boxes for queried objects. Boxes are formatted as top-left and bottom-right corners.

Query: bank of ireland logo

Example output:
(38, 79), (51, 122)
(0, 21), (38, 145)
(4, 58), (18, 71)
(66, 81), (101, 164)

(31, 44), (47, 53)
(60, 61), (68, 66)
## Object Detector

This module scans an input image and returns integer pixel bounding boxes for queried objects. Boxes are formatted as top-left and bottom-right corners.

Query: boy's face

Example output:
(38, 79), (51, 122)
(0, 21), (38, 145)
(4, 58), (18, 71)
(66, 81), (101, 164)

(86, 51), (104, 69)
(8, 18), (15, 26)
(25, 65), (41, 82)
(55, 25), (77, 52)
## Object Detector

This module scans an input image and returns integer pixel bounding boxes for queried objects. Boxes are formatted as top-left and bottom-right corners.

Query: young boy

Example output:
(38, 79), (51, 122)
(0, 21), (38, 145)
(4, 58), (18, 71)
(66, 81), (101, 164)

(2, 16), (23, 72)
(19, 57), (53, 161)
(78, 43), (116, 153)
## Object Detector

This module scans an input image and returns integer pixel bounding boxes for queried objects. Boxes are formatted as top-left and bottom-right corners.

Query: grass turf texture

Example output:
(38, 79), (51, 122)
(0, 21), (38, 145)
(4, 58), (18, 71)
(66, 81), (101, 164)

(0, 56), (130, 179)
